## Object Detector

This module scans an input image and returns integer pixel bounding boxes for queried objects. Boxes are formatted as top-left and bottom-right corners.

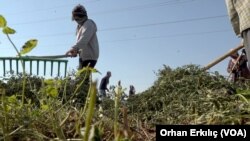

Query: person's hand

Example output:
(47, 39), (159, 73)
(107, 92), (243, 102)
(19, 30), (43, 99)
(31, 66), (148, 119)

(65, 48), (78, 57)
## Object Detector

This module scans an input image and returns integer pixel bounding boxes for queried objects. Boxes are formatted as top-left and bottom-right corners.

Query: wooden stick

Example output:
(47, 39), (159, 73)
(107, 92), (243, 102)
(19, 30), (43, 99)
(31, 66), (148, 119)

(25, 54), (70, 59)
(203, 44), (244, 71)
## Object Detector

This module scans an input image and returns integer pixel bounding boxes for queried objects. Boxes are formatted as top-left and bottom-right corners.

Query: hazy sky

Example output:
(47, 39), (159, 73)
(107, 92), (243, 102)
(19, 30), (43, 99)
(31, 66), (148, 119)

(0, 0), (242, 93)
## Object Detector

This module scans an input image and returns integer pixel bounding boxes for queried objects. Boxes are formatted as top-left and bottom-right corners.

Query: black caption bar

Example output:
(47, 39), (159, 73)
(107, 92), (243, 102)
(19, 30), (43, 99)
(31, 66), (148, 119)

(156, 125), (250, 141)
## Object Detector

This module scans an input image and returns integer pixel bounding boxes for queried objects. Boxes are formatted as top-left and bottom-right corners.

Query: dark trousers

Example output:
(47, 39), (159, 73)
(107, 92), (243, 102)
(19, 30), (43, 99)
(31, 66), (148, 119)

(78, 58), (97, 89)
(78, 58), (97, 70)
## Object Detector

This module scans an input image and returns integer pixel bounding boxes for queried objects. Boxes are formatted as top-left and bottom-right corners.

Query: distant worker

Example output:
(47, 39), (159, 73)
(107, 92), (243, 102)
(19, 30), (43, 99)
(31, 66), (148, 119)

(116, 80), (122, 92)
(225, 0), (250, 69)
(114, 80), (124, 100)
(99, 71), (112, 98)
(129, 85), (135, 98)
(227, 49), (250, 82)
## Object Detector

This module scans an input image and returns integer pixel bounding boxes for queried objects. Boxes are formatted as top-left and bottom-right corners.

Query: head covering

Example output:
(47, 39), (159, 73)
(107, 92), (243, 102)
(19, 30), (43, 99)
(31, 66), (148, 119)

(72, 4), (87, 20)
(107, 71), (111, 77)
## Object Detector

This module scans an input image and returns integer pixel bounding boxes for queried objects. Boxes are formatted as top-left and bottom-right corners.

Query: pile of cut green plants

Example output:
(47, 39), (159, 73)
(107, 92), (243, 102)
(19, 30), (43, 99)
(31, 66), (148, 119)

(126, 64), (250, 128)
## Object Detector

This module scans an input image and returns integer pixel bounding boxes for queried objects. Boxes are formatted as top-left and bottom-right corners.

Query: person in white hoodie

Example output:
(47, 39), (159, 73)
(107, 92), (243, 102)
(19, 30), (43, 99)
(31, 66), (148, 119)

(66, 4), (99, 70)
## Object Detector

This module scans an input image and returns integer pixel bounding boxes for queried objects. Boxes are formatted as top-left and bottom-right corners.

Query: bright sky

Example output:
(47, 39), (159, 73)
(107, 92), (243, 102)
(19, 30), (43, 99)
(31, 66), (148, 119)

(0, 0), (242, 93)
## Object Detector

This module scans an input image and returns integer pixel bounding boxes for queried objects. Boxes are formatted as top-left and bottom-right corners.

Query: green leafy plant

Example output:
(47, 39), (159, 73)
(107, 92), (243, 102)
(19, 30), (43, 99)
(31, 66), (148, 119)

(0, 15), (38, 106)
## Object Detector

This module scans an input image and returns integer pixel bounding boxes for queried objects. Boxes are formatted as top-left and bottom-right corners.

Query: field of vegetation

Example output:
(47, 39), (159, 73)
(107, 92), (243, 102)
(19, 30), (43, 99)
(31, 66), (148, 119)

(0, 64), (250, 141)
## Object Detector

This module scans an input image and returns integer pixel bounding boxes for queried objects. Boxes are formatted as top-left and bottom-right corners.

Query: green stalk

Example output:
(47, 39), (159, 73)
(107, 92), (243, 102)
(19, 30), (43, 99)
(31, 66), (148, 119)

(6, 34), (19, 55)
(114, 98), (118, 140)
(0, 126), (24, 140)
(52, 112), (66, 141)
(55, 72), (89, 114)
(114, 86), (122, 141)
(77, 72), (92, 136)
(21, 70), (27, 106)
(1, 89), (10, 141)
(236, 94), (249, 104)
(6, 34), (26, 106)
(82, 72), (92, 115)
(62, 77), (69, 103)
(83, 81), (97, 141)
(73, 71), (89, 95)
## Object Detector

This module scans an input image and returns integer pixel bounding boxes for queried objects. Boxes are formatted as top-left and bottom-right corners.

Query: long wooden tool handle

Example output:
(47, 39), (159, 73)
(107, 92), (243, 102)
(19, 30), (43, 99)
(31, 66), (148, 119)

(203, 44), (244, 71)
(26, 55), (70, 59)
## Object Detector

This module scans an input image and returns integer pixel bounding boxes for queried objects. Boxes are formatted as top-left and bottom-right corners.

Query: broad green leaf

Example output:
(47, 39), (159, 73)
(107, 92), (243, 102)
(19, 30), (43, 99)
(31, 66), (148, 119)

(0, 15), (7, 27)
(41, 104), (49, 111)
(44, 79), (54, 85)
(77, 67), (88, 76)
(8, 95), (17, 103)
(20, 39), (38, 55)
(77, 67), (101, 76)
(90, 68), (101, 74)
(2, 26), (15, 34)
(6, 105), (11, 112)
(46, 86), (58, 98)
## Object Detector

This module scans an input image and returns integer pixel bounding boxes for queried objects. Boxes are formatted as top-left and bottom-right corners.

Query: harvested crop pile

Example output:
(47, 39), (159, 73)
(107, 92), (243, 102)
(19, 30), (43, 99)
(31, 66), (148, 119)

(126, 64), (250, 125)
